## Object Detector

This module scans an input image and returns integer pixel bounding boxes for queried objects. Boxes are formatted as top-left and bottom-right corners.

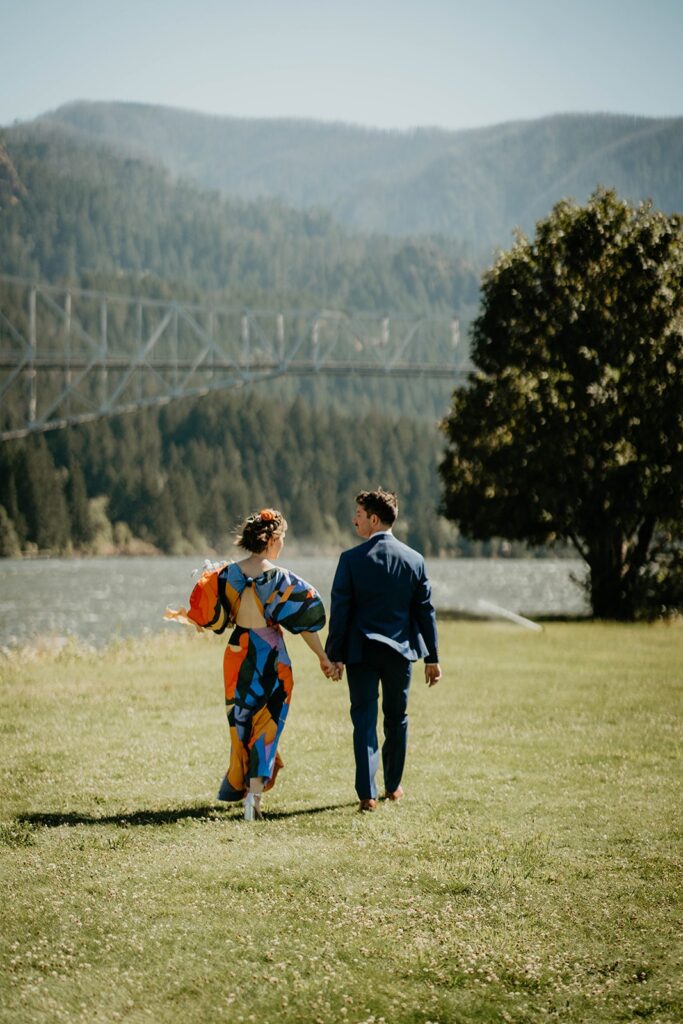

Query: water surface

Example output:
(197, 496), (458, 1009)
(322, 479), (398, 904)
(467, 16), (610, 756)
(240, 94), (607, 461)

(0, 555), (588, 649)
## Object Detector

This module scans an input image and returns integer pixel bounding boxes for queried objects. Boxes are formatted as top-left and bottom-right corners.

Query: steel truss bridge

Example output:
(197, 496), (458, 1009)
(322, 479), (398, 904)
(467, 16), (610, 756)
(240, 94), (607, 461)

(0, 274), (471, 440)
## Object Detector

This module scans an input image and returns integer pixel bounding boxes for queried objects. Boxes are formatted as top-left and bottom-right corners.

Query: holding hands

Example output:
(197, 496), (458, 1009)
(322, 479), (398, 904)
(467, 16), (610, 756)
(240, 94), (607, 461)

(319, 653), (343, 681)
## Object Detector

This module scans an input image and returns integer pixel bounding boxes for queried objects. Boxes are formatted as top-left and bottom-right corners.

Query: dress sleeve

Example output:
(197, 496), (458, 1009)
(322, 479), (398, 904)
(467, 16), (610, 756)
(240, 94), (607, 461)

(176, 569), (235, 630)
(266, 571), (326, 634)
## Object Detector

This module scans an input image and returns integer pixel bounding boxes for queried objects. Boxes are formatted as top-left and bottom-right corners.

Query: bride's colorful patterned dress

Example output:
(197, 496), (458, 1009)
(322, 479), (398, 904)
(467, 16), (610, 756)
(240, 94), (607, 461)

(176, 562), (326, 801)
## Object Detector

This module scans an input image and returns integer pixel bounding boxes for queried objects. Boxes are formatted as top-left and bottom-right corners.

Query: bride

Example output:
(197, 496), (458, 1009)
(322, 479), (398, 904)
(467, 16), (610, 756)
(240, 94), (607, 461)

(166, 508), (337, 820)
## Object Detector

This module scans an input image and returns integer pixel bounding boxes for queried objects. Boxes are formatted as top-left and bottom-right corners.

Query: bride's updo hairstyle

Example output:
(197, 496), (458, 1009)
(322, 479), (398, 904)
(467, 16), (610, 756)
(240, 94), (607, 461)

(237, 508), (287, 554)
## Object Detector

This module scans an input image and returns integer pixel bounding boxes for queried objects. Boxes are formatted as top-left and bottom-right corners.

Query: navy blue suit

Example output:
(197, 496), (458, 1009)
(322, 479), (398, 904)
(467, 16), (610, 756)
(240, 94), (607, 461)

(326, 532), (439, 800)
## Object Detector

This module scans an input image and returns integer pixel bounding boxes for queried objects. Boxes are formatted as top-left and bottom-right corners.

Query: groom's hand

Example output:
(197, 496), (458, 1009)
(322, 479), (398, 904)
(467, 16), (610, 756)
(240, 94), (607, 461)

(424, 662), (442, 686)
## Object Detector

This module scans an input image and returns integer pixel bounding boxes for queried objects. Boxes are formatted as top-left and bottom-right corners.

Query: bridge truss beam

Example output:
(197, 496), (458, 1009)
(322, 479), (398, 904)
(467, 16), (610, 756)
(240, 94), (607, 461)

(0, 275), (471, 440)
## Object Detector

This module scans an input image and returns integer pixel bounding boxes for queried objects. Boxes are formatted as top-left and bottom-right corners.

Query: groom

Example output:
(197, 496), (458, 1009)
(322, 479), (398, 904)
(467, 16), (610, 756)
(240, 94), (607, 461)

(325, 489), (441, 811)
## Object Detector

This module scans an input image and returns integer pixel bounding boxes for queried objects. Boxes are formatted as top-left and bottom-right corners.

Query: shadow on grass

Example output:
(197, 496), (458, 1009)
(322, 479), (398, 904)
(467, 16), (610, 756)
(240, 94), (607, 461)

(18, 801), (355, 829)
(261, 802), (357, 821)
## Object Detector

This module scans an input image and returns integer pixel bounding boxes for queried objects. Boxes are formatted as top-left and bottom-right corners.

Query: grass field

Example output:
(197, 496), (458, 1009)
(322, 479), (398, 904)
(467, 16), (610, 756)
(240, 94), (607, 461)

(1, 621), (681, 1024)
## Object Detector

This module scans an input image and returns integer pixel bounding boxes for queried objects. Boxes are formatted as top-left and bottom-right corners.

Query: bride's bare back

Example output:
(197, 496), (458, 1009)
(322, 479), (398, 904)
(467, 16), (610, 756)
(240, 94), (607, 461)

(235, 584), (268, 629)
(233, 558), (278, 629)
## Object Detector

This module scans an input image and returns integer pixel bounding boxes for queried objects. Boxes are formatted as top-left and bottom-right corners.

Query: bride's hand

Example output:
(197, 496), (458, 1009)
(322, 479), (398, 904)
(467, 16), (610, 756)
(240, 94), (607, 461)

(319, 653), (340, 680)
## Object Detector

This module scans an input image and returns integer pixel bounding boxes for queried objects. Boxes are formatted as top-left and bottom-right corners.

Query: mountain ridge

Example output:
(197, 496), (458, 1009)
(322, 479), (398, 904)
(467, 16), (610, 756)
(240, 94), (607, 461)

(34, 101), (683, 250)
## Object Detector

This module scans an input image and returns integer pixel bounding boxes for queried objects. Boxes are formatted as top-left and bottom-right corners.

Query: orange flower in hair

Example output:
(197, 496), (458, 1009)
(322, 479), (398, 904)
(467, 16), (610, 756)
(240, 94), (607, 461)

(259, 508), (276, 521)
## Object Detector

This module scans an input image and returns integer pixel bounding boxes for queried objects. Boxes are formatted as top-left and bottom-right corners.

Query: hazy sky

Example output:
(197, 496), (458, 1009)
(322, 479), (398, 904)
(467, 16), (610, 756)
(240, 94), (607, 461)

(2, 0), (681, 130)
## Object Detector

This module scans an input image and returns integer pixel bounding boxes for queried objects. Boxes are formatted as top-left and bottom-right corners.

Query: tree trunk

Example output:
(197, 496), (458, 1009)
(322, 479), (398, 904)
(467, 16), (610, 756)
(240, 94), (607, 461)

(587, 531), (631, 620)
(587, 517), (657, 620)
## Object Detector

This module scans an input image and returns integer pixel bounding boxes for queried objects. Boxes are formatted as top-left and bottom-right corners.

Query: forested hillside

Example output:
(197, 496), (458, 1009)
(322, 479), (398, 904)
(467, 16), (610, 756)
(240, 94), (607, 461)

(39, 102), (683, 248)
(5, 103), (675, 558)
(0, 123), (479, 313)
(0, 123), (476, 429)
(0, 124), (478, 555)
(0, 393), (465, 558)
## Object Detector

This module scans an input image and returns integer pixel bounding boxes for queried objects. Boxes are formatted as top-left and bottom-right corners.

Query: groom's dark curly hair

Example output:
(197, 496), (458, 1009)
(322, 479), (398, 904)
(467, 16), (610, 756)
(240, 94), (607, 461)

(355, 488), (398, 526)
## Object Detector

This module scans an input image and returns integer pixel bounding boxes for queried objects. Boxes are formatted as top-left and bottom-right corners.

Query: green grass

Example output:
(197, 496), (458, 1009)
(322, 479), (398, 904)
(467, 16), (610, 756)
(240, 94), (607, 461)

(1, 622), (681, 1024)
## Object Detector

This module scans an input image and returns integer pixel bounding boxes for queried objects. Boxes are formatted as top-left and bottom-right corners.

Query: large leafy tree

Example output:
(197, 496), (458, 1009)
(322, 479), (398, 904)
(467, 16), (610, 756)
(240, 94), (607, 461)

(440, 189), (682, 619)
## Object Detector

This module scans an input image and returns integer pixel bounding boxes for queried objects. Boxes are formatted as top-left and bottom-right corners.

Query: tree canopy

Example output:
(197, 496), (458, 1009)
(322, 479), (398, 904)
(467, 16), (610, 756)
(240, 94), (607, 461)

(440, 189), (683, 619)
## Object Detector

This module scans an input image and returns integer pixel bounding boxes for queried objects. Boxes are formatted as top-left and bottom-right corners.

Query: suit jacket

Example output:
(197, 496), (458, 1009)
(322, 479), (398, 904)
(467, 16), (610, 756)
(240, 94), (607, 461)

(325, 532), (439, 666)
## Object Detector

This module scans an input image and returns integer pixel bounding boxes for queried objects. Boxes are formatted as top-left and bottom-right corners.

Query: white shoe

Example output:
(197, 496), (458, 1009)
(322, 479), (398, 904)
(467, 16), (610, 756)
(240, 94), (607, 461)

(244, 793), (262, 821)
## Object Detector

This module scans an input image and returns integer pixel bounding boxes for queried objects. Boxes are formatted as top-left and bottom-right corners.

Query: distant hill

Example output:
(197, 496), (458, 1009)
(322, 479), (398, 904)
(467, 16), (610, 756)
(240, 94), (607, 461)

(37, 102), (683, 249)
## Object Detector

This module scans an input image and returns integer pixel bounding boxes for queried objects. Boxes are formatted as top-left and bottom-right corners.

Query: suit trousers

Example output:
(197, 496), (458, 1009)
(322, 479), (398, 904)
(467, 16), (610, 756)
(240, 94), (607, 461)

(346, 638), (413, 800)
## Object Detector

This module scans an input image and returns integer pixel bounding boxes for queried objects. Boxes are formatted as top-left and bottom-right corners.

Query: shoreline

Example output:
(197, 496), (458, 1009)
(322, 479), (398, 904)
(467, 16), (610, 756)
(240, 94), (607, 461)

(1, 546), (581, 562)
(0, 611), (618, 659)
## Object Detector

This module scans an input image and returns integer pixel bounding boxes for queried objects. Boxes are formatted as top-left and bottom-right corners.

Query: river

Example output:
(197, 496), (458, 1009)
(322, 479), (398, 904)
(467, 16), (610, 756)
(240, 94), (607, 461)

(0, 555), (588, 649)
